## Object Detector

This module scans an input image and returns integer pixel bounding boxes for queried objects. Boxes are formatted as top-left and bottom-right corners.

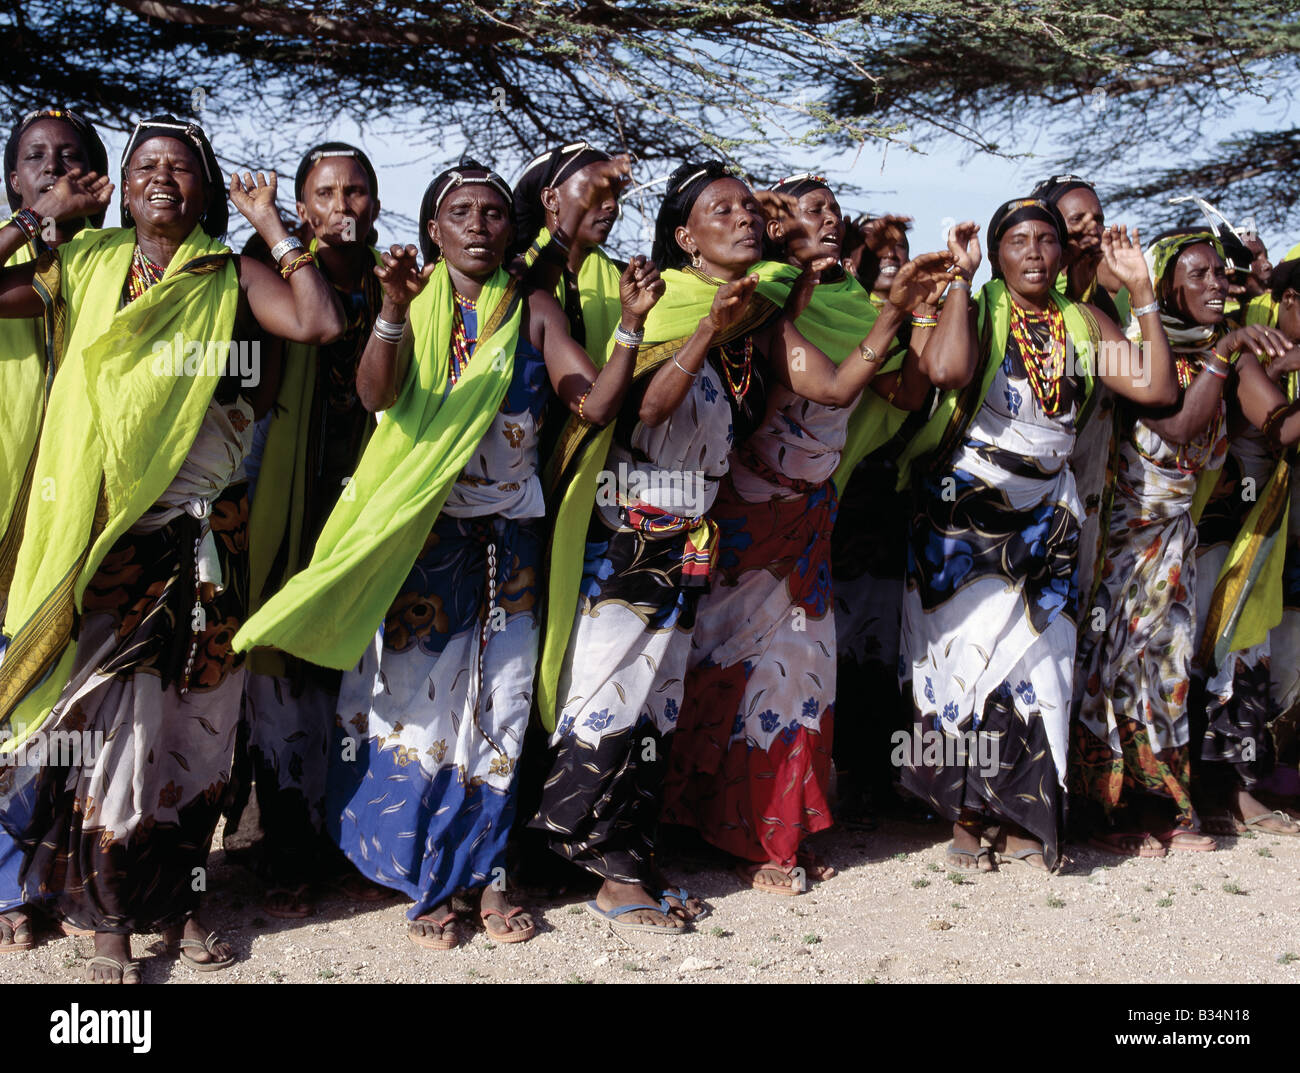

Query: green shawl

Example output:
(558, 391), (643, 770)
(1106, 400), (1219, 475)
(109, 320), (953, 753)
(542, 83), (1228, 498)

(893, 279), (1099, 491)
(0, 233), (45, 591)
(0, 224), (237, 751)
(245, 242), (383, 668)
(536, 260), (793, 731)
(232, 262), (523, 670)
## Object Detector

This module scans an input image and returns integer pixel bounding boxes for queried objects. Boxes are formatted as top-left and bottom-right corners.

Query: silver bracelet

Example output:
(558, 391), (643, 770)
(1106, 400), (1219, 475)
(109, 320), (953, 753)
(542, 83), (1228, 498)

(1131, 300), (1161, 318)
(947, 278), (971, 292)
(269, 235), (305, 263)
(372, 314), (406, 344)
(672, 354), (699, 378)
(613, 324), (644, 348)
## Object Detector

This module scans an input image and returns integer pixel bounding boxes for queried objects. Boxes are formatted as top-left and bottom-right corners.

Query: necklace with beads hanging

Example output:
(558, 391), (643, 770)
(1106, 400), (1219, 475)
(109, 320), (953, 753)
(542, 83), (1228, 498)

(449, 291), (477, 385)
(126, 244), (166, 304)
(718, 334), (753, 400)
(1009, 299), (1069, 416)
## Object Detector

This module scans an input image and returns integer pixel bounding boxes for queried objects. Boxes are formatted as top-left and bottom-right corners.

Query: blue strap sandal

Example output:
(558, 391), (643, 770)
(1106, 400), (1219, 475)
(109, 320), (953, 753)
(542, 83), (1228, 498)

(584, 897), (684, 935)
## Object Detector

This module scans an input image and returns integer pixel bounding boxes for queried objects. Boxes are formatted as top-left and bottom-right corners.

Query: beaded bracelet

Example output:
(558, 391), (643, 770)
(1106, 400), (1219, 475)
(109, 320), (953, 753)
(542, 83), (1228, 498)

(577, 386), (593, 421)
(1202, 357), (1230, 380)
(613, 324), (644, 348)
(1211, 347), (1241, 366)
(8, 207), (41, 244)
(280, 251), (316, 279)
(911, 313), (939, 329)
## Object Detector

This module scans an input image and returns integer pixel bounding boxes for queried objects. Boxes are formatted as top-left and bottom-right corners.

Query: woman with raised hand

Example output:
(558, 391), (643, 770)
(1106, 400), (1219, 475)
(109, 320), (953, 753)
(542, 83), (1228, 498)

(897, 197), (1177, 875)
(662, 175), (952, 894)
(532, 160), (941, 933)
(240, 142), (390, 918)
(235, 158), (660, 951)
(0, 115), (344, 982)
(1185, 249), (1300, 838)
(0, 107), (109, 957)
(1075, 232), (1300, 854)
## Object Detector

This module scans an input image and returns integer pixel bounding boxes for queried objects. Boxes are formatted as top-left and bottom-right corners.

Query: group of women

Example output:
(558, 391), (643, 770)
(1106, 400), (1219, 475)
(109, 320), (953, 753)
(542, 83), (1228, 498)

(1, 107), (1299, 984)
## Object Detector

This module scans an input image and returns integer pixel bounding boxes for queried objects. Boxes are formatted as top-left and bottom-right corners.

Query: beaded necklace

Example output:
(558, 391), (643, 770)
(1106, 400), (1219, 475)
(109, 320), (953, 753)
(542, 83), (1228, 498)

(125, 244), (166, 304)
(1008, 300), (1068, 416)
(449, 291), (477, 385)
(718, 334), (753, 400)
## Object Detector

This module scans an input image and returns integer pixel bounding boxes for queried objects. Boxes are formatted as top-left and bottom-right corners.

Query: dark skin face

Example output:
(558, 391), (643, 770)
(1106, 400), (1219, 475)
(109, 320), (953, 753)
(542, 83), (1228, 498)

(871, 234), (910, 297)
(427, 185), (512, 283)
(1169, 243), (1228, 326)
(676, 177), (763, 279)
(9, 118), (91, 210)
(997, 219), (1062, 309)
(1055, 187), (1104, 266)
(1244, 235), (1271, 298)
(782, 186), (845, 265)
(542, 161), (620, 250)
(296, 156), (378, 249)
(125, 135), (208, 240)
(1277, 288), (1300, 344)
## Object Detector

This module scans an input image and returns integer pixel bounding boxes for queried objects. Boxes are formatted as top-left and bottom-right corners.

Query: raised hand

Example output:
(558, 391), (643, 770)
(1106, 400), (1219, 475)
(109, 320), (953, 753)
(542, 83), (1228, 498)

(945, 221), (981, 278)
(229, 170), (284, 239)
(862, 214), (913, 255)
(888, 250), (958, 312)
(1220, 324), (1293, 365)
(374, 244), (435, 308)
(706, 273), (759, 336)
(754, 190), (799, 228)
(619, 254), (664, 321)
(30, 169), (114, 224)
(552, 154), (635, 246)
(1261, 344), (1300, 384)
(1099, 225), (1152, 298)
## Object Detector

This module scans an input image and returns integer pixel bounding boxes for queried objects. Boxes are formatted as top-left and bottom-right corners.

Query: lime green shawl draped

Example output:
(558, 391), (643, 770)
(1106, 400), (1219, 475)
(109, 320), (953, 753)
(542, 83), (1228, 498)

(0, 224), (237, 751)
(233, 262), (523, 670)
(536, 260), (794, 731)
(246, 243), (382, 626)
(0, 234), (45, 588)
(893, 279), (1098, 491)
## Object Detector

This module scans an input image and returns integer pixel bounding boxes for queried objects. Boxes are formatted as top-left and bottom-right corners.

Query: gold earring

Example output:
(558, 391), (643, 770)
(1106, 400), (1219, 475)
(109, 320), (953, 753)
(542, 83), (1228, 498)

(690, 249), (702, 269)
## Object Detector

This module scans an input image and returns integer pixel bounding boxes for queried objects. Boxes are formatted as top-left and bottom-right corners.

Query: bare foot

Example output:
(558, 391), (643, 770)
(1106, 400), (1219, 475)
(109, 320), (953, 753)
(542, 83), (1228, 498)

(478, 886), (534, 940)
(595, 879), (683, 930)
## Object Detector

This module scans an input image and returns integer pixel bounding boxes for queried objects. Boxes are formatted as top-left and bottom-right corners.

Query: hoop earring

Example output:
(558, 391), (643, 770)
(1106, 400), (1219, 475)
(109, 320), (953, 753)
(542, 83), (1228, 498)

(690, 249), (702, 269)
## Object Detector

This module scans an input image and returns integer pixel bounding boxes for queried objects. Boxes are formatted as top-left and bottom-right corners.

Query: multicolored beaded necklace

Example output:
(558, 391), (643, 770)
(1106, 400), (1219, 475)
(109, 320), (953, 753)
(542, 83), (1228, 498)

(125, 244), (166, 303)
(449, 290), (477, 385)
(718, 334), (754, 400)
(1009, 300), (1068, 416)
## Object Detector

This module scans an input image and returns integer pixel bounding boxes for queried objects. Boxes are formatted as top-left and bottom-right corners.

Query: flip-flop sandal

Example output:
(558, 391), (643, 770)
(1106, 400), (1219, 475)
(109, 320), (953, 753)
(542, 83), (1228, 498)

(1150, 829), (1216, 852)
(1087, 832), (1166, 858)
(945, 844), (993, 873)
(264, 884), (313, 919)
(174, 931), (237, 972)
(86, 955), (142, 984)
(408, 912), (458, 951)
(996, 847), (1051, 872)
(59, 921), (95, 938)
(480, 906), (535, 944)
(584, 898), (685, 935)
(1240, 810), (1300, 836)
(736, 862), (806, 895)
(659, 885), (710, 922)
(0, 912), (35, 953)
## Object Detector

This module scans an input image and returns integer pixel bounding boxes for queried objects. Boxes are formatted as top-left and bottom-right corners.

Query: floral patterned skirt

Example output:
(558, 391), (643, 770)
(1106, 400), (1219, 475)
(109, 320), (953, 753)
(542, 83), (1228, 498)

(662, 476), (835, 867)
(326, 514), (540, 919)
(531, 511), (703, 885)
(900, 444), (1081, 869)
(0, 483), (249, 933)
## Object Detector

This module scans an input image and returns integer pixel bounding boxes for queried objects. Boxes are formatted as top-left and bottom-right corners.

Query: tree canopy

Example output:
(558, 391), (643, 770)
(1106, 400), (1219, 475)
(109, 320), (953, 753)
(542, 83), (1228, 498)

(4, 1), (1298, 231)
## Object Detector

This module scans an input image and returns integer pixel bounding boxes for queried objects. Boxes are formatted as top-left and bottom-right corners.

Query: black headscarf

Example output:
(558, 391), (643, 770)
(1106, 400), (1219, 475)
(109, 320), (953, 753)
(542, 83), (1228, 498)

(1269, 257), (1300, 302)
(987, 196), (1066, 279)
(4, 107), (110, 226)
(417, 157), (513, 264)
(652, 160), (744, 270)
(1028, 173), (1097, 208)
(120, 115), (228, 238)
(293, 141), (379, 245)
(509, 141), (612, 260)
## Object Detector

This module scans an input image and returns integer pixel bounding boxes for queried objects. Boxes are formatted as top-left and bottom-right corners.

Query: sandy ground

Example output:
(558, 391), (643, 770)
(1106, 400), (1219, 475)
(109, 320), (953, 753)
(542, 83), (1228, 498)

(5, 814), (1299, 984)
